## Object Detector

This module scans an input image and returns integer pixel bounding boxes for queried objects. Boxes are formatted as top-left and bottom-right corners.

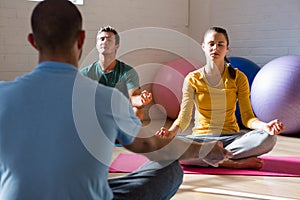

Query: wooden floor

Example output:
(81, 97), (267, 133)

(109, 120), (300, 200)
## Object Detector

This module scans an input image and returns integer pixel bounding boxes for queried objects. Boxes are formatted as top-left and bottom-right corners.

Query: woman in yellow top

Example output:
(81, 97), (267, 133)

(156, 27), (285, 169)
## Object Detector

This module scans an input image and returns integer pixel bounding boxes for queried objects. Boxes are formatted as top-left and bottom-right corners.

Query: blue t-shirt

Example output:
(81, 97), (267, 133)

(0, 62), (141, 200)
(80, 60), (140, 99)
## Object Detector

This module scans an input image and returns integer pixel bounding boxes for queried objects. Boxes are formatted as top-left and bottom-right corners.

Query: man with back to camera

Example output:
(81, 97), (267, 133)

(0, 0), (232, 199)
(81, 26), (152, 121)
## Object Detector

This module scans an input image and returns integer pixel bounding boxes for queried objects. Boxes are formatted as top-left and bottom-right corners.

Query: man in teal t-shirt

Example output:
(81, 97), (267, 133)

(81, 59), (138, 99)
(81, 26), (152, 120)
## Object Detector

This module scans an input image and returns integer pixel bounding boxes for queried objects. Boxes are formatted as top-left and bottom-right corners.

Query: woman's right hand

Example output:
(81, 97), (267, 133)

(155, 127), (176, 139)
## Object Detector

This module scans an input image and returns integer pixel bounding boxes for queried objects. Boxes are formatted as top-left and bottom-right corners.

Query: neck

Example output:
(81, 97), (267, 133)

(38, 53), (78, 68)
(37, 45), (80, 69)
(205, 59), (225, 75)
(99, 54), (117, 72)
(203, 60), (225, 86)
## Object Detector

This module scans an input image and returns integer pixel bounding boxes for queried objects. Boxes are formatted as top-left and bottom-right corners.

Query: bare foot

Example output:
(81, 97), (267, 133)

(219, 157), (264, 170)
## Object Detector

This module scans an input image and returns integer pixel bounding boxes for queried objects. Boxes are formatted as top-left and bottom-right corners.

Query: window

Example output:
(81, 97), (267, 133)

(28, 0), (84, 5)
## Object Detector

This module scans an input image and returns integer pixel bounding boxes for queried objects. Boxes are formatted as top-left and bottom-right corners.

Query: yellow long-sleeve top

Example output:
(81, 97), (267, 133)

(174, 66), (258, 135)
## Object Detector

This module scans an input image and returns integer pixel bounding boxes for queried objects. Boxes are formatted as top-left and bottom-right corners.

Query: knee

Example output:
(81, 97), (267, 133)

(253, 130), (277, 144)
(255, 130), (277, 153)
(264, 133), (277, 152)
(167, 160), (184, 186)
(162, 161), (183, 199)
(228, 130), (277, 159)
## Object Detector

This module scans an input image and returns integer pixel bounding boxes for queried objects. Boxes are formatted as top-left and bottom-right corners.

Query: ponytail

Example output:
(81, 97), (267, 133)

(225, 56), (236, 79)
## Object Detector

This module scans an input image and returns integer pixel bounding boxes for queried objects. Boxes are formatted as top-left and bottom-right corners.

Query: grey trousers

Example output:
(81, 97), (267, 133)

(180, 129), (277, 166)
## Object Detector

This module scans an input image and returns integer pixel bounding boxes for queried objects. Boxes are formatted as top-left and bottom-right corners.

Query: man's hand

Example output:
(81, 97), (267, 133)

(140, 90), (152, 107)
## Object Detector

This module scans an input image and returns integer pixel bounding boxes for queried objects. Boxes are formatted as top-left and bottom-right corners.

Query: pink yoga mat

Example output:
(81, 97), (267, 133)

(109, 153), (300, 177)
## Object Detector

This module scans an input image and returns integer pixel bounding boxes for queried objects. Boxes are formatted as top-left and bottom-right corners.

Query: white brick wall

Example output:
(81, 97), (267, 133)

(0, 0), (189, 80)
(78, 0), (191, 72)
(195, 0), (300, 67)
(0, 0), (37, 80)
(1, 0), (300, 81)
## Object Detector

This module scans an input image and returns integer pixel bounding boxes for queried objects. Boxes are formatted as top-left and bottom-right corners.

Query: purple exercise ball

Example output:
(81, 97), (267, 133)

(251, 56), (300, 134)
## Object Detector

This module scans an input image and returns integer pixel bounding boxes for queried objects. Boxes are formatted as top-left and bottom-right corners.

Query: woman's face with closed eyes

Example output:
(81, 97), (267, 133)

(202, 31), (229, 62)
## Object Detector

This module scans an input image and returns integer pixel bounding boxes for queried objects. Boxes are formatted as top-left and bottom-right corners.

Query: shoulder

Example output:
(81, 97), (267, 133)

(234, 68), (248, 80)
(224, 67), (247, 80)
(0, 80), (17, 96)
(186, 69), (204, 81)
(116, 60), (138, 77)
(116, 60), (134, 70)
(80, 61), (99, 74)
(231, 68), (249, 88)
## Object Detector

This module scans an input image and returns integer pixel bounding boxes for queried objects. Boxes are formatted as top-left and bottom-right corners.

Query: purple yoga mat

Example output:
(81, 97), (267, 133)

(109, 153), (300, 177)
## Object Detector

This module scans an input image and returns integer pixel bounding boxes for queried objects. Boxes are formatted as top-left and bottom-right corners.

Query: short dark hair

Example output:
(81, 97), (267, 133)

(31, 0), (82, 53)
(97, 26), (120, 45)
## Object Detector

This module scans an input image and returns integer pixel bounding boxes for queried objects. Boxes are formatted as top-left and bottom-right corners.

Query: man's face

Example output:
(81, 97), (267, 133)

(96, 31), (119, 56)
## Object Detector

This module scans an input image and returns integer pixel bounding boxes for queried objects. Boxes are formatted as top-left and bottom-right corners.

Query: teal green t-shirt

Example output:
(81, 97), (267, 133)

(80, 60), (140, 98)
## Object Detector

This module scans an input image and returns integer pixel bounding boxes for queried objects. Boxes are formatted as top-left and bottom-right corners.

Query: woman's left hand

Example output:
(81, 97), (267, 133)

(263, 119), (285, 135)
